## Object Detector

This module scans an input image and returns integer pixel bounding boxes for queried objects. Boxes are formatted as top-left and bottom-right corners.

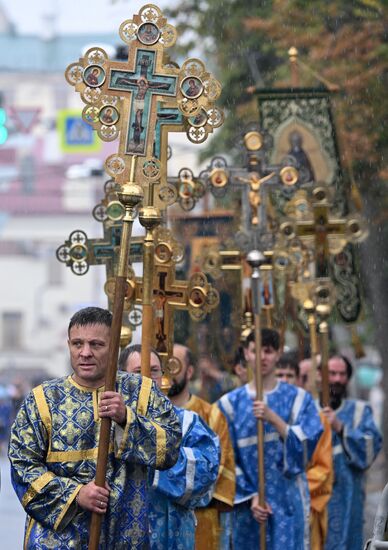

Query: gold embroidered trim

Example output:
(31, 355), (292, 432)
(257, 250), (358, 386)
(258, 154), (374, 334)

(54, 484), (83, 531)
(150, 420), (166, 468)
(47, 445), (113, 463)
(212, 489), (235, 506)
(116, 406), (133, 459)
(137, 377), (152, 416)
(22, 471), (56, 507)
(219, 466), (235, 482)
(33, 385), (52, 446)
(24, 517), (35, 550)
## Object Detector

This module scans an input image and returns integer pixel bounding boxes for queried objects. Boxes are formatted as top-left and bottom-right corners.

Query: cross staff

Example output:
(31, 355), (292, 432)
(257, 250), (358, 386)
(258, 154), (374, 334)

(168, 134), (299, 220)
(65, 6), (223, 547)
(247, 249), (267, 550)
(56, 220), (143, 344)
(279, 185), (365, 279)
(127, 235), (220, 366)
(202, 246), (276, 327)
(102, 230), (219, 373)
(90, 159), (144, 550)
(207, 125), (300, 236)
(289, 275), (335, 402)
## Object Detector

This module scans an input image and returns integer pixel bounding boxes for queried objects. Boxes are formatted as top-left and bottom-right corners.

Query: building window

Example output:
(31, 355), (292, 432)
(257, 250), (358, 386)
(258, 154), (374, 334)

(2, 311), (23, 349)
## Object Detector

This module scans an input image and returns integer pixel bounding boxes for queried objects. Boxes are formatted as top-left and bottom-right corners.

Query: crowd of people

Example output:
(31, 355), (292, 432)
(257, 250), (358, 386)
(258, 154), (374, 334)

(6, 306), (383, 549)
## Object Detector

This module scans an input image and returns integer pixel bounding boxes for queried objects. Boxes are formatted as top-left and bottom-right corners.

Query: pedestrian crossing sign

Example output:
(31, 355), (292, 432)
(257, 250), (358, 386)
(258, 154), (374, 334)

(57, 110), (101, 153)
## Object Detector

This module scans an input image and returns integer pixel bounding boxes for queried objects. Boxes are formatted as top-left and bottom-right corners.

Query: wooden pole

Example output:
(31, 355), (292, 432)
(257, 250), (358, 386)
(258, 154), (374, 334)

(88, 158), (143, 550)
(247, 250), (266, 550)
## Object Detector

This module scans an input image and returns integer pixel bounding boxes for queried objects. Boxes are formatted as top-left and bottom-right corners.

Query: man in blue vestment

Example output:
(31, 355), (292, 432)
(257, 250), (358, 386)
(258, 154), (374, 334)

(8, 307), (182, 549)
(218, 328), (323, 550)
(121, 344), (220, 550)
(321, 355), (382, 550)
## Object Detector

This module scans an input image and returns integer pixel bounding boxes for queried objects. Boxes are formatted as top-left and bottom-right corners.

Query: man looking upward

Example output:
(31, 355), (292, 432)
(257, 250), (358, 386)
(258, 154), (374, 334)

(8, 307), (182, 549)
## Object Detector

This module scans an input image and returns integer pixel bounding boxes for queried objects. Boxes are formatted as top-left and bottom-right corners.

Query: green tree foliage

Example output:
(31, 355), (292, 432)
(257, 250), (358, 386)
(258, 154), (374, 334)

(168, 0), (387, 185)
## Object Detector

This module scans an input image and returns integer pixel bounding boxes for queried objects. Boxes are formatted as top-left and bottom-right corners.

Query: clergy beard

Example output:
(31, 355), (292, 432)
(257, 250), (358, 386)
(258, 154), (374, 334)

(329, 382), (347, 409)
(168, 376), (187, 397)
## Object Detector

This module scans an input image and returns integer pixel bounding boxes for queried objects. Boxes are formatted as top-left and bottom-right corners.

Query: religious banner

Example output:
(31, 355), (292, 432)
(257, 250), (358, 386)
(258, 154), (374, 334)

(255, 87), (364, 323)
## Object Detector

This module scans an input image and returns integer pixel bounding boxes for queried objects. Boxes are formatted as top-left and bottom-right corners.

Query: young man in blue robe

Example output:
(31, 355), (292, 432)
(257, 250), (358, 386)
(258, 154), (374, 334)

(121, 344), (221, 550)
(8, 307), (182, 549)
(321, 355), (382, 550)
(218, 329), (323, 550)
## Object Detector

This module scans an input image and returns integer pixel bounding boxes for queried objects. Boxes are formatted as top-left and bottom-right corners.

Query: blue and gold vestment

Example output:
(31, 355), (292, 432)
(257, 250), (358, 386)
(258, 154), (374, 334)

(149, 407), (220, 550)
(218, 381), (323, 550)
(8, 372), (182, 549)
(323, 399), (382, 550)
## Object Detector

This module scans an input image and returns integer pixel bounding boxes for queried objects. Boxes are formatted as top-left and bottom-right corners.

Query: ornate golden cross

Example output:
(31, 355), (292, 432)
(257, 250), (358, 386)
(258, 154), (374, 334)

(119, 229), (220, 366)
(279, 185), (365, 278)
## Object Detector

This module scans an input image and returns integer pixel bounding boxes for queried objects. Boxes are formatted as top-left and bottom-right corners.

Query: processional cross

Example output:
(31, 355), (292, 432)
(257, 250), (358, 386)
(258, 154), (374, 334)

(64, 6), (223, 547)
(279, 185), (366, 402)
(56, 185), (144, 342)
(133, 230), (219, 361)
(279, 185), (365, 278)
(194, 126), (301, 340)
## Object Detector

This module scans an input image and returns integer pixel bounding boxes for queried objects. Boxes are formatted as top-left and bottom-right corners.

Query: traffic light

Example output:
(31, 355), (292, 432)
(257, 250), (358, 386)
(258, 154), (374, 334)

(0, 93), (7, 145)
(0, 107), (8, 145)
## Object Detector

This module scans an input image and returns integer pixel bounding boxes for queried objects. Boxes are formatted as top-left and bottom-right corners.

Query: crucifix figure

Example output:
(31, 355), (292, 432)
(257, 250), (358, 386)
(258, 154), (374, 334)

(235, 170), (276, 226)
(129, 235), (219, 365)
(109, 48), (178, 156)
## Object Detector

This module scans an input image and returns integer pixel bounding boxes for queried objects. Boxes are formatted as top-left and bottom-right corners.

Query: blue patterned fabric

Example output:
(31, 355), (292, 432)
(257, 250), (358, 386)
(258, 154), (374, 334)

(149, 407), (220, 550)
(8, 372), (181, 549)
(324, 399), (382, 550)
(218, 382), (323, 550)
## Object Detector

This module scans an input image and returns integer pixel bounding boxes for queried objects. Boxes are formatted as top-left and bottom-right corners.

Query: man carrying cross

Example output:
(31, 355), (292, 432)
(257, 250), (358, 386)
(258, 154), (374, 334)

(8, 307), (182, 549)
(218, 328), (323, 549)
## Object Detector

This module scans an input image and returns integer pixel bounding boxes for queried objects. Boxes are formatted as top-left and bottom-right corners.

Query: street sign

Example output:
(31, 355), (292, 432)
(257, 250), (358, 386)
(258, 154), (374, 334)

(8, 107), (40, 134)
(57, 109), (101, 153)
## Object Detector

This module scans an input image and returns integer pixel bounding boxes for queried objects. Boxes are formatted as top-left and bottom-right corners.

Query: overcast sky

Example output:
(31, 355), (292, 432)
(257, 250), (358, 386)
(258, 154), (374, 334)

(3, 0), (171, 35)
